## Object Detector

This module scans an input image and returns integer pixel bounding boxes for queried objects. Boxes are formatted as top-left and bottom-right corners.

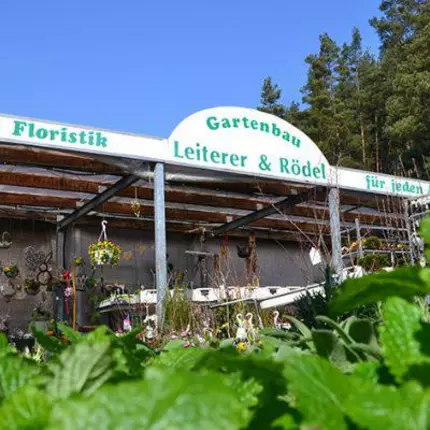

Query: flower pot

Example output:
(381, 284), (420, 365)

(25, 280), (41, 296)
(11, 338), (35, 352)
(29, 320), (50, 333)
(5, 270), (18, 279)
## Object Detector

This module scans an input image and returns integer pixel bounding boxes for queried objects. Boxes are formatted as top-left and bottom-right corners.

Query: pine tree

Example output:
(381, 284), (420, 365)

(301, 33), (354, 166)
(255, 1), (430, 177)
(371, 0), (430, 177)
(257, 77), (286, 118)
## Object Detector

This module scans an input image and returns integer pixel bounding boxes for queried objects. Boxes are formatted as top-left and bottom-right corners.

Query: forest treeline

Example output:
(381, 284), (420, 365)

(258, 0), (430, 178)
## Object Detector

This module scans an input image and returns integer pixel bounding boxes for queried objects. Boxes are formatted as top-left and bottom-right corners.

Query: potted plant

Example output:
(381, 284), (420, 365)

(363, 236), (382, 250)
(25, 279), (41, 295)
(89, 240), (121, 267)
(29, 303), (51, 333)
(9, 330), (35, 352)
(1, 264), (19, 278)
(358, 254), (390, 272)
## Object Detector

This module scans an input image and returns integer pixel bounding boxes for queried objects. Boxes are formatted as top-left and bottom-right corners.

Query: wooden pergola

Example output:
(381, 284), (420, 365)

(0, 144), (404, 242)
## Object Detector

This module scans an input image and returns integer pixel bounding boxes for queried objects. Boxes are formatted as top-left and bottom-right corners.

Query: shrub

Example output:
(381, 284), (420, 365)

(358, 253), (390, 271)
(363, 235), (382, 250)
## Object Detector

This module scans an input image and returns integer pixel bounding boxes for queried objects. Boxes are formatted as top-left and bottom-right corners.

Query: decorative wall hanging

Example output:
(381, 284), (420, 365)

(0, 231), (12, 249)
(13, 280), (27, 300)
(0, 282), (16, 302)
(1, 264), (19, 279)
(23, 246), (46, 274)
(36, 252), (53, 286)
(89, 221), (121, 267)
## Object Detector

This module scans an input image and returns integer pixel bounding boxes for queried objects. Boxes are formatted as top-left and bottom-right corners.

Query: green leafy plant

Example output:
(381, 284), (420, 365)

(2, 217), (430, 428)
(363, 235), (382, 250)
(358, 253), (390, 271)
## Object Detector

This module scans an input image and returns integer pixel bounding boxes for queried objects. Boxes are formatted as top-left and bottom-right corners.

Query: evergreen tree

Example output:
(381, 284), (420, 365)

(371, 0), (430, 177)
(301, 33), (359, 166)
(257, 77), (286, 118)
(255, 0), (430, 177)
(285, 101), (308, 131)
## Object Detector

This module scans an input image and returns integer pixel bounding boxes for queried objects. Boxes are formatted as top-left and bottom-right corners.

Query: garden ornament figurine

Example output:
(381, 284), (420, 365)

(273, 311), (291, 330)
(145, 323), (154, 344)
(202, 319), (213, 338)
(181, 324), (191, 338)
(245, 312), (257, 341)
(123, 316), (132, 332)
(235, 313), (248, 342)
(0, 232), (12, 249)
(144, 314), (158, 331)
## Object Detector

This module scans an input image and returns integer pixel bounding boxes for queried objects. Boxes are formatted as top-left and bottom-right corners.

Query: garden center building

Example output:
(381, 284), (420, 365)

(0, 107), (428, 332)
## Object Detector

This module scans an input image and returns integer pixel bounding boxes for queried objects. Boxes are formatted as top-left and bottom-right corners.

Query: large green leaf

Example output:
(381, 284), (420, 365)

(345, 381), (430, 430)
(259, 328), (297, 341)
(57, 323), (83, 343)
(0, 355), (40, 403)
(311, 329), (349, 367)
(283, 315), (312, 339)
(150, 346), (208, 371)
(222, 372), (262, 411)
(110, 330), (153, 380)
(47, 368), (252, 430)
(0, 333), (8, 351)
(351, 361), (382, 385)
(271, 413), (297, 429)
(45, 337), (113, 398)
(282, 354), (357, 430)
(379, 297), (424, 382)
(0, 386), (53, 429)
(348, 318), (378, 346)
(194, 349), (289, 429)
(329, 267), (430, 316)
(31, 329), (66, 355)
(420, 217), (430, 258)
(315, 315), (355, 344)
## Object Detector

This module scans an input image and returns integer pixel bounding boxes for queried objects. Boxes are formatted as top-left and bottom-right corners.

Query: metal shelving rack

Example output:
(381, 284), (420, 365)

(341, 217), (411, 269)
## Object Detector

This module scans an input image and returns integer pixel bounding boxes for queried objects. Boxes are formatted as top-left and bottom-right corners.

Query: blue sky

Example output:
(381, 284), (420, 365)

(0, 1), (381, 138)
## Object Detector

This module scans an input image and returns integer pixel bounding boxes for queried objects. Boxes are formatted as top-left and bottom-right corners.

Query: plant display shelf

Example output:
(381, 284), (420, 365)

(98, 285), (302, 312)
(341, 217), (411, 267)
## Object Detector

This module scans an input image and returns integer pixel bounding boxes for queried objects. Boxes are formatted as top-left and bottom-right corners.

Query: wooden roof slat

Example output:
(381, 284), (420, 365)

(0, 207), (319, 242)
(0, 171), (402, 225)
(0, 171), (272, 211)
(0, 191), (331, 234)
(0, 145), (124, 174)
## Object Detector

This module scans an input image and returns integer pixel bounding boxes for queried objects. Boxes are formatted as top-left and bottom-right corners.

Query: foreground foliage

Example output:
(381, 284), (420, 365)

(3, 222), (430, 429)
(2, 283), (430, 429)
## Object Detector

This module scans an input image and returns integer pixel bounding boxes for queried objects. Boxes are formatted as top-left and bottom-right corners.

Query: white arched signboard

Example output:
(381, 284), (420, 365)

(167, 106), (330, 186)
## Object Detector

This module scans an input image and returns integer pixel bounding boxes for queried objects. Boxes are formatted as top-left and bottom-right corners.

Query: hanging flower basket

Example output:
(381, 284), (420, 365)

(1, 265), (19, 279)
(89, 221), (121, 267)
(89, 240), (121, 267)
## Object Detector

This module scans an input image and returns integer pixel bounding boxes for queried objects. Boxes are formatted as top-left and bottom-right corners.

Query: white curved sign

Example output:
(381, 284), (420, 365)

(1, 110), (429, 198)
(167, 106), (330, 185)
